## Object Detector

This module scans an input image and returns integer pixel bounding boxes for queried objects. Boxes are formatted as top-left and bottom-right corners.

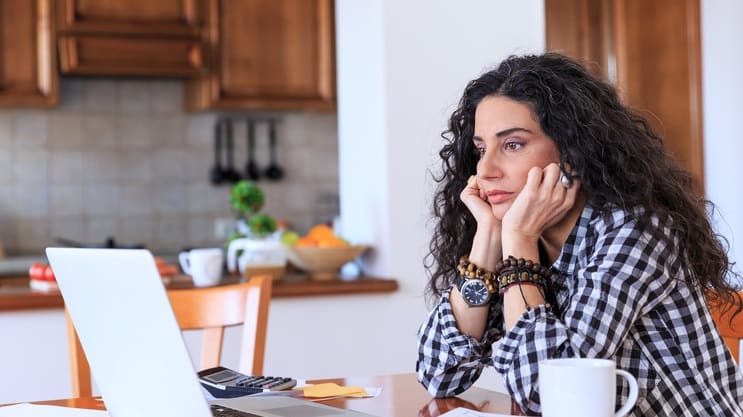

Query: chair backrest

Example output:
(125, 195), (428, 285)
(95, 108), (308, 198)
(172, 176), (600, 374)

(709, 291), (743, 363)
(66, 276), (272, 398)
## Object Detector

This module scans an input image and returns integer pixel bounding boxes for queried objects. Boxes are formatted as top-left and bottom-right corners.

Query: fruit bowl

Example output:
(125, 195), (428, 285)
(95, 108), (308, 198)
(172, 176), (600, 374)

(285, 245), (368, 281)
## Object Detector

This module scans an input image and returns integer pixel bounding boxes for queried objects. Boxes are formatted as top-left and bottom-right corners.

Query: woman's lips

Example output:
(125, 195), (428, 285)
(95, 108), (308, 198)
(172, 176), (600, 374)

(486, 191), (513, 204)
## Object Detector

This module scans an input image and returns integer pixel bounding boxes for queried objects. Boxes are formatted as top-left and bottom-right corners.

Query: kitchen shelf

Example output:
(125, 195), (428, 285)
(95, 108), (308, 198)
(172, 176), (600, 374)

(0, 275), (399, 312)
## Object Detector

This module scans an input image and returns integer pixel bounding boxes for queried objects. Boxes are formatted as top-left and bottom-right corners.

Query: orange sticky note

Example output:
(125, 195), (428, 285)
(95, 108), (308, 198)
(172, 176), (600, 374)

(302, 383), (368, 398)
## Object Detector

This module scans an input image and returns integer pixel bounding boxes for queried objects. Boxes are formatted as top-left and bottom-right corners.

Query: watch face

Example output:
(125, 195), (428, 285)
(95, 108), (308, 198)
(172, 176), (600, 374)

(461, 279), (490, 306)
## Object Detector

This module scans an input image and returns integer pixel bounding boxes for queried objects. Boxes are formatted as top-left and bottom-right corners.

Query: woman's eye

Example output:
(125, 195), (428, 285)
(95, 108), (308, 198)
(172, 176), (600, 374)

(504, 141), (523, 151)
(475, 147), (486, 158)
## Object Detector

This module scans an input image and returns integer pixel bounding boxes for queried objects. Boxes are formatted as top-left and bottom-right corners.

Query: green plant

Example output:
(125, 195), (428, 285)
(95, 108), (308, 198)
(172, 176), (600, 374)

(230, 181), (264, 215)
(229, 180), (277, 238)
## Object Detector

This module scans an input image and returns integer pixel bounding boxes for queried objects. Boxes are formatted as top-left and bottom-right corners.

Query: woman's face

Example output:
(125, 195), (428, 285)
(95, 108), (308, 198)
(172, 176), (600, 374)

(472, 95), (561, 220)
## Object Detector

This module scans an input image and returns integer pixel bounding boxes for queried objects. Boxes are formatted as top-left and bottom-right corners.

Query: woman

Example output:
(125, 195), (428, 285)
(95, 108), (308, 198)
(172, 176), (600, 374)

(416, 53), (743, 416)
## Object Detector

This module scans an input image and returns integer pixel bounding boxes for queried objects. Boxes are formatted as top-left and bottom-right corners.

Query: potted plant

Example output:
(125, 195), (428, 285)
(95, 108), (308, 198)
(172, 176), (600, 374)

(225, 181), (287, 280)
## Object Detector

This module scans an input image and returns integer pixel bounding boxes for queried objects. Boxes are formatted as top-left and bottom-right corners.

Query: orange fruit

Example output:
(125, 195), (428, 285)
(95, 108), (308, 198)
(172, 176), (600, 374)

(296, 236), (319, 247)
(307, 224), (335, 240)
(317, 237), (350, 248)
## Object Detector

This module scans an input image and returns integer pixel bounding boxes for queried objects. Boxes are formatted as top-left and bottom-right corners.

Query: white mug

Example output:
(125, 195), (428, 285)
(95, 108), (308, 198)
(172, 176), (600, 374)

(539, 358), (639, 417)
(178, 248), (224, 287)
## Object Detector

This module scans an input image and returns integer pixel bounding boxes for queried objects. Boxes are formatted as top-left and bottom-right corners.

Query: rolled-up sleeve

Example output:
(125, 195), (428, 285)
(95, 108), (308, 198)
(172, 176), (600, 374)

(493, 217), (678, 414)
(416, 287), (504, 397)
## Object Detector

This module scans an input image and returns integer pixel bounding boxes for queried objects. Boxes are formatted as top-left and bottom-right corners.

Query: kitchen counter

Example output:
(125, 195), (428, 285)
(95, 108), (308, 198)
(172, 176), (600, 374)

(0, 274), (399, 312)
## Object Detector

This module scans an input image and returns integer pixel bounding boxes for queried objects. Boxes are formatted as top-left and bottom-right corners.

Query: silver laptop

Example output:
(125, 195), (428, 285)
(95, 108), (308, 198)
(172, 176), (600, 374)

(47, 247), (375, 417)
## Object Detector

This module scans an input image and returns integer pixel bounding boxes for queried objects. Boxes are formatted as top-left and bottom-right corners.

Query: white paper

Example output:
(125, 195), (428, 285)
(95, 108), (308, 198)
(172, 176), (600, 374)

(438, 406), (513, 417)
(0, 403), (109, 417)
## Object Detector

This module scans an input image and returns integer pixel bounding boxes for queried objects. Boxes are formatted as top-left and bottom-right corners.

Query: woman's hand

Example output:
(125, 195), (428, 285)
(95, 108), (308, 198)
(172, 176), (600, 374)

(460, 175), (499, 227)
(501, 163), (580, 245)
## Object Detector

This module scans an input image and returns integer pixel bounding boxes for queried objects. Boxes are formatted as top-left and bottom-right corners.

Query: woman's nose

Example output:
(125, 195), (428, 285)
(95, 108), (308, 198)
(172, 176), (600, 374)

(477, 152), (503, 178)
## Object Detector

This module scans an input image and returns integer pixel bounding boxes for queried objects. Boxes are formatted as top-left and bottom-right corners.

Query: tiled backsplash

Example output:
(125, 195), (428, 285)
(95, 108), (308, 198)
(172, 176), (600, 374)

(0, 78), (339, 255)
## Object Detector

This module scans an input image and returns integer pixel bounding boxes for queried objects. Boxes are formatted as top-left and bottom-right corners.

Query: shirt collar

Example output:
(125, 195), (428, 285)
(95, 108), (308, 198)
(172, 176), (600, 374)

(550, 203), (596, 276)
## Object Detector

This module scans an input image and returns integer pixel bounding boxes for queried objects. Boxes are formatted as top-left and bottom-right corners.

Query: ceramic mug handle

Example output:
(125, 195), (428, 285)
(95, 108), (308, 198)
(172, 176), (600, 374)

(615, 369), (639, 417)
(178, 251), (192, 275)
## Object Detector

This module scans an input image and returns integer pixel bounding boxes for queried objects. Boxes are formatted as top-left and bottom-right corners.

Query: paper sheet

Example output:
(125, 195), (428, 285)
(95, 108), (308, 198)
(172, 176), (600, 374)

(439, 406), (513, 417)
(0, 403), (109, 417)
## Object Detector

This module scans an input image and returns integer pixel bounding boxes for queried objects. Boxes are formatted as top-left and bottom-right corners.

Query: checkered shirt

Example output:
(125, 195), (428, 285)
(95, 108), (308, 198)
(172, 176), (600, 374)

(416, 204), (743, 416)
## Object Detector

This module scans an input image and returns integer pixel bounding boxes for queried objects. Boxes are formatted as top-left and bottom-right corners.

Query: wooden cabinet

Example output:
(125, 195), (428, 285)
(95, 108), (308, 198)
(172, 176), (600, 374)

(545, 0), (703, 191)
(0, 0), (58, 107)
(56, 0), (205, 76)
(186, 0), (336, 111)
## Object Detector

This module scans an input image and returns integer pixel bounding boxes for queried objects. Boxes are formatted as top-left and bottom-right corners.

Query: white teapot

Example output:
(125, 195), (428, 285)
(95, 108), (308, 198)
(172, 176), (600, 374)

(226, 237), (287, 275)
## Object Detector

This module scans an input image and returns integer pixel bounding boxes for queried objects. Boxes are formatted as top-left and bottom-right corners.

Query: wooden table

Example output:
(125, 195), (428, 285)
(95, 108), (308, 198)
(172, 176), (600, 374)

(21, 374), (516, 416)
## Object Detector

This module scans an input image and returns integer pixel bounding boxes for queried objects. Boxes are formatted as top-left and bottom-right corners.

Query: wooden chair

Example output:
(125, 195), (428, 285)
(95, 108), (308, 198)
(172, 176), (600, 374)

(66, 276), (272, 398)
(709, 291), (743, 363)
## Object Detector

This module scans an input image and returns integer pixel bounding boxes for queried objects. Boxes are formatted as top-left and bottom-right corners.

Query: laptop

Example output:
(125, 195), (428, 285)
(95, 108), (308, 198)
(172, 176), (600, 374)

(47, 247), (376, 417)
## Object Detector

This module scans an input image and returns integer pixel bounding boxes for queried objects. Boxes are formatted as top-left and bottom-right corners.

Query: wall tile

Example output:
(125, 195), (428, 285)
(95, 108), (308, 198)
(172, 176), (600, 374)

(151, 81), (183, 113)
(118, 115), (153, 149)
(50, 218), (86, 242)
(117, 185), (154, 216)
(13, 111), (48, 149)
(117, 80), (152, 114)
(187, 216), (220, 247)
(48, 113), (83, 148)
(15, 220), (51, 252)
(85, 216), (117, 243)
(152, 149), (187, 182)
(0, 185), (17, 216)
(186, 114), (217, 148)
(49, 150), (84, 184)
(152, 183), (187, 214)
(83, 184), (119, 216)
(153, 215), (188, 251)
(82, 150), (119, 183)
(118, 150), (153, 182)
(49, 185), (85, 218)
(115, 215), (154, 247)
(0, 113), (13, 149)
(13, 149), (48, 184)
(0, 150), (12, 183)
(83, 80), (117, 113)
(83, 115), (117, 148)
(151, 115), (186, 147)
(58, 78), (85, 111)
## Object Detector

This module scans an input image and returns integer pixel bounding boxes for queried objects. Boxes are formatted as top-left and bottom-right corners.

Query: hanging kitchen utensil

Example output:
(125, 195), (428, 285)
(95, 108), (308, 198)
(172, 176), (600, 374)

(245, 118), (261, 181)
(209, 118), (226, 185)
(222, 118), (242, 183)
(264, 119), (285, 181)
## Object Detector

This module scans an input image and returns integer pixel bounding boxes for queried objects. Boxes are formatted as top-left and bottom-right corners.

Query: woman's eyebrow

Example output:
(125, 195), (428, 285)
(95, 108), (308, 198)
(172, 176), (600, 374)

(495, 127), (532, 137)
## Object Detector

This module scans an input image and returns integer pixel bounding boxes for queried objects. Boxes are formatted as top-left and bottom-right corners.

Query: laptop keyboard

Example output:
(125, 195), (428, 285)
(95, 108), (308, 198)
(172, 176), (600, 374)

(210, 404), (263, 417)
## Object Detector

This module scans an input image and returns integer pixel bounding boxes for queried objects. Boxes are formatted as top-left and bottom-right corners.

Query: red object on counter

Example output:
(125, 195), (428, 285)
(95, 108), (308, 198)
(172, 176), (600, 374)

(28, 263), (57, 282)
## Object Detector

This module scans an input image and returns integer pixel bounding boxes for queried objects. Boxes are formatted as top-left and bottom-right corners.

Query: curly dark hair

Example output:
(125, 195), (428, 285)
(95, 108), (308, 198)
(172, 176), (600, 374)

(425, 52), (742, 316)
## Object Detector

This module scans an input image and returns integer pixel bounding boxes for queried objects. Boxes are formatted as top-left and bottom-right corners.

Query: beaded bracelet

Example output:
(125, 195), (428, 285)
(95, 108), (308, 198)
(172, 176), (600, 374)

(494, 256), (552, 278)
(456, 256), (497, 293)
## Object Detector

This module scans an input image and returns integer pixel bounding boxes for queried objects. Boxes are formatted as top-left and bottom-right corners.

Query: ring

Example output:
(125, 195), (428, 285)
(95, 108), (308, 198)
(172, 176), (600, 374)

(560, 173), (572, 188)
(467, 175), (476, 184)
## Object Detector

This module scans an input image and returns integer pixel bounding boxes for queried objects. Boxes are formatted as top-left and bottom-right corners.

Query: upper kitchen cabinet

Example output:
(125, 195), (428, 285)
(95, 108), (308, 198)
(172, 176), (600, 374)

(56, 0), (206, 77)
(186, 0), (336, 111)
(0, 0), (58, 107)
(545, 0), (703, 192)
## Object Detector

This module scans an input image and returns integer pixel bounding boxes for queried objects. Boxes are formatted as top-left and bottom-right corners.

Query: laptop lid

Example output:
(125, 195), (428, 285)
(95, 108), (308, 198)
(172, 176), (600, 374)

(48, 248), (211, 417)
(48, 247), (376, 417)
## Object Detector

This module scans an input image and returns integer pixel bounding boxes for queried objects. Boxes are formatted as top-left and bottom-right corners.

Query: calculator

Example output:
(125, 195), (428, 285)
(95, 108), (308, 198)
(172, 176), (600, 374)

(198, 366), (297, 397)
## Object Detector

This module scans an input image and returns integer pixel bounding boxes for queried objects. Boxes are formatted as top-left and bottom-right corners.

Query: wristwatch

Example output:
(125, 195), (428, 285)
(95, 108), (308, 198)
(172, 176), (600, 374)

(456, 274), (491, 306)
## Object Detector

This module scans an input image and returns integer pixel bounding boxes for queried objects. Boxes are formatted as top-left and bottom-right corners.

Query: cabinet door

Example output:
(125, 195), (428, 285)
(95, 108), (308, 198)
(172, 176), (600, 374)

(187, 0), (336, 111)
(57, 0), (205, 77)
(57, 0), (202, 36)
(0, 0), (58, 107)
(545, 0), (703, 191)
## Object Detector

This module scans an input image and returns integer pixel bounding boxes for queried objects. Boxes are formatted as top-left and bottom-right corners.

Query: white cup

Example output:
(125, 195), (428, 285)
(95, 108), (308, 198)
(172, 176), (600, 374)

(539, 358), (638, 417)
(178, 248), (224, 287)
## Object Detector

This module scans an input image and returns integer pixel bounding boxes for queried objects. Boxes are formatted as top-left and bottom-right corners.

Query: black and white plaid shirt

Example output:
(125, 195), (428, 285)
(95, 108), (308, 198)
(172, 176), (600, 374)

(417, 204), (743, 416)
